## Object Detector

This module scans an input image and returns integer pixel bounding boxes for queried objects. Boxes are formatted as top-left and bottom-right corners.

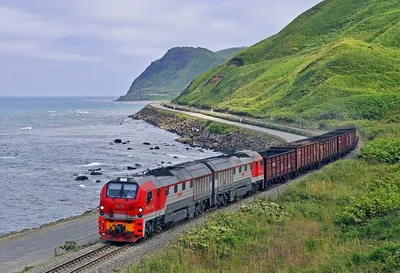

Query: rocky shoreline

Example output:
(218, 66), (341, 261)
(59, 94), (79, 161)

(132, 105), (284, 153)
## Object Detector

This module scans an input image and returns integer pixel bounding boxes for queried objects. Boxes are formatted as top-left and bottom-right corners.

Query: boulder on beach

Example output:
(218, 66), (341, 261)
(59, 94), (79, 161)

(95, 180), (101, 183)
(75, 176), (89, 181)
(154, 146), (160, 150)
(127, 147), (133, 150)
(143, 142), (151, 145)
(127, 166), (137, 170)
(135, 163), (142, 167)
(90, 171), (103, 175)
(114, 139), (122, 143)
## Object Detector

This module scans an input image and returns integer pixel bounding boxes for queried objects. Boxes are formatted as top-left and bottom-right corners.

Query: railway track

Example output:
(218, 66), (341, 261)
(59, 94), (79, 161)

(42, 220), (193, 273)
(43, 243), (125, 273)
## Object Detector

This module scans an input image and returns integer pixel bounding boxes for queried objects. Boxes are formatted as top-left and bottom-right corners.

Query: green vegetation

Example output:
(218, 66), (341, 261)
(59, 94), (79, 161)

(174, 0), (400, 128)
(14, 266), (34, 273)
(360, 137), (400, 163)
(118, 47), (245, 101)
(204, 120), (233, 135)
(59, 240), (76, 251)
(215, 47), (247, 59)
(129, 159), (400, 273)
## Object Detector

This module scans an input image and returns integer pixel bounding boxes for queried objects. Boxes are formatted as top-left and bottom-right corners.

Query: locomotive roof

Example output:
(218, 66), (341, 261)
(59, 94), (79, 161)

(201, 154), (254, 171)
(144, 161), (212, 187)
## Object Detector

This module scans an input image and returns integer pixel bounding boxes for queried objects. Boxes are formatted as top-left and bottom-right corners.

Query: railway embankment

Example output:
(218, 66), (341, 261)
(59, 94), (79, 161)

(132, 105), (285, 153)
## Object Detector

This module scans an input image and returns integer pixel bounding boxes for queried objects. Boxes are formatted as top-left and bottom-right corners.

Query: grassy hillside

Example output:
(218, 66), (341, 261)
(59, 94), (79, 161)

(174, 0), (400, 126)
(118, 47), (246, 101)
(215, 47), (247, 59)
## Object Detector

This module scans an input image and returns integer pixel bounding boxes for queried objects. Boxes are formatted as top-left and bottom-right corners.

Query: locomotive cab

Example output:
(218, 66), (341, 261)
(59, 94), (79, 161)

(98, 177), (152, 242)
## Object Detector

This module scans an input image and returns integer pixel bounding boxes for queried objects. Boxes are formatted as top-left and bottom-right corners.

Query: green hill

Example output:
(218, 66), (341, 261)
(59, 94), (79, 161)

(174, 0), (400, 124)
(117, 47), (245, 101)
(215, 47), (247, 59)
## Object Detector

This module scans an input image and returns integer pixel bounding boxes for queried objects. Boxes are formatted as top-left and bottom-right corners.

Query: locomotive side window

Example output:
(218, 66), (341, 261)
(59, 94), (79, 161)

(233, 168), (236, 175)
(146, 191), (152, 203)
(182, 182), (186, 191)
(174, 185), (178, 193)
(250, 164), (253, 170)
(245, 165), (248, 171)
(260, 160), (263, 166)
(239, 166), (242, 173)
(106, 182), (138, 199)
(190, 181), (193, 188)
(166, 187), (169, 196)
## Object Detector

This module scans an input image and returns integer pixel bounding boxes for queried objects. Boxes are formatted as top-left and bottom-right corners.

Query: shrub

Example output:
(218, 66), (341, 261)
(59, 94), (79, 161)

(204, 121), (233, 135)
(59, 240), (77, 251)
(337, 168), (400, 226)
(360, 137), (400, 163)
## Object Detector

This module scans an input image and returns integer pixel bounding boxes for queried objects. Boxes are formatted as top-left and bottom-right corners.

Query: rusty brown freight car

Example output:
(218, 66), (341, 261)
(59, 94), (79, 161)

(335, 128), (358, 152)
(259, 148), (296, 187)
(273, 138), (320, 172)
(309, 133), (339, 163)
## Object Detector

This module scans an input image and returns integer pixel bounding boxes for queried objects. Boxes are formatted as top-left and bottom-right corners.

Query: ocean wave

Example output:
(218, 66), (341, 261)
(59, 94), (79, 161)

(81, 162), (108, 167)
(79, 184), (86, 188)
(0, 156), (16, 159)
(20, 126), (32, 130)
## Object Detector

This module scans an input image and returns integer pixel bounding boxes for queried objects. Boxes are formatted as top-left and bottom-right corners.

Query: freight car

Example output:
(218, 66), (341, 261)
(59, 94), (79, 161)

(98, 128), (357, 242)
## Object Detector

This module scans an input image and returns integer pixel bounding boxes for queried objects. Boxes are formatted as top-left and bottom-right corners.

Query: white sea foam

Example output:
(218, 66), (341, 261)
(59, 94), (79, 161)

(79, 184), (86, 188)
(167, 154), (188, 159)
(20, 126), (32, 130)
(0, 156), (16, 159)
(81, 162), (107, 167)
(48, 111), (56, 113)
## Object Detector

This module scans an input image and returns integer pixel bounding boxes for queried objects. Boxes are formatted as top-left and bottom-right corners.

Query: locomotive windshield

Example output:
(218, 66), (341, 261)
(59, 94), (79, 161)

(106, 182), (138, 199)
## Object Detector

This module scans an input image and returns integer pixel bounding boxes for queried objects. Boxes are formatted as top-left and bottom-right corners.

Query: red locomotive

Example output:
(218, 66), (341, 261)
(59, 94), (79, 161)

(98, 128), (357, 242)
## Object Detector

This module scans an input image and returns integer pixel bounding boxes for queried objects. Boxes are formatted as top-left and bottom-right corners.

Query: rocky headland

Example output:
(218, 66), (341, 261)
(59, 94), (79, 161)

(132, 105), (284, 153)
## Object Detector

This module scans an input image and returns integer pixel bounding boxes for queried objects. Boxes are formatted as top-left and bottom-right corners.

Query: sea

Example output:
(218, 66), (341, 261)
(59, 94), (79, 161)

(0, 97), (219, 235)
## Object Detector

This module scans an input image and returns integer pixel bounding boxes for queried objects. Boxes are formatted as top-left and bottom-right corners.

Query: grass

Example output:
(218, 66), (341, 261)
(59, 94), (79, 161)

(127, 159), (400, 273)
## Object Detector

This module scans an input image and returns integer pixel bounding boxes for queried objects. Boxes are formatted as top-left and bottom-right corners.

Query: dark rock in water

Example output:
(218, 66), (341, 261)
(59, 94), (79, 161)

(109, 142), (114, 145)
(73, 173), (79, 176)
(127, 166), (137, 170)
(122, 142), (127, 144)
(186, 147), (190, 150)
(135, 163), (142, 167)
(114, 139), (122, 143)
(143, 142), (151, 145)
(198, 149), (204, 153)
(127, 147), (133, 150)
(90, 171), (103, 175)
(161, 161), (165, 164)
(95, 180), (101, 183)
(154, 146), (160, 150)
(173, 156), (179, 159)
(150, 147), (154, 150)
(167, 161), (172, 164)
(88, 168), (102, 172)
(75, 176), (89, 181)
(127, 140), (130, 143)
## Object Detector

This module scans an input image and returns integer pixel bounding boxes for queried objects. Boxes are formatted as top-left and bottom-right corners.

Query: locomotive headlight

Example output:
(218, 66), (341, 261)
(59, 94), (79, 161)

(138, 207), (143, 212)
(100, 205), (104, 210)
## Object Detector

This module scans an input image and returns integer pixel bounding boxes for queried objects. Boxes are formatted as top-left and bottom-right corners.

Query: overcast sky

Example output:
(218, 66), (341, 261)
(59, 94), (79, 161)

(0, 0), (321, 97)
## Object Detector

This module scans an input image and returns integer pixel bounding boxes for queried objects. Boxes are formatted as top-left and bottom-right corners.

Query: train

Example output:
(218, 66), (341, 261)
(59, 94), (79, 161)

(98, 128), (358, 242)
